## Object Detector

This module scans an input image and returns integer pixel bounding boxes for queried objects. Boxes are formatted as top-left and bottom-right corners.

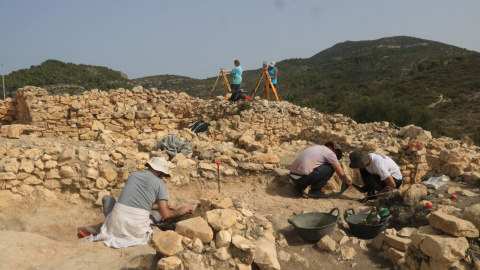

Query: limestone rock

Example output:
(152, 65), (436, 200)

(428, 211), (479, 237)
(175, 216), (213, 244)
(277, 250), (290, 261)
(387, 247), (405, 265)
(316, 235), (336, 252)
(156, 256), (183, 270)
(148, 229), (184, 256)
(215, 229), (231, 248)
(397, 227), (417, 238)
(206, 209), (237, 231)
(462, 204), (480, 228)
(231, 235), (256, 265)
(383, 234), (411, 251)
(213, 197), (234, 209)
(191, 238), (203, 253)
(239, 162), (264, 171)
(419, 234), (469, 263)
(410, 225), (443, 249)
(254, 237), (280, 270)
(340, 246), (356, 260)
(252, 153), (280, 164)
(214, 246), (231, 261)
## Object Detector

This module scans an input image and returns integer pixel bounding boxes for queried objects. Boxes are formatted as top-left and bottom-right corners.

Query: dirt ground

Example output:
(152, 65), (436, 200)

(1, 139), (479, 270)
(1, 177), (397, 270)
(2, 175), (479, 270)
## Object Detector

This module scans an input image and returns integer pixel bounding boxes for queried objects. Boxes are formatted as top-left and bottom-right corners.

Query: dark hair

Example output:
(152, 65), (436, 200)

(324, 141), (343, 160)
(234, 60), (240, 65)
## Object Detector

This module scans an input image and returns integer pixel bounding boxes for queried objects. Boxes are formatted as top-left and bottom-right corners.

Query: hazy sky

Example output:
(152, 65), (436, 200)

(1, 0), (479, 79)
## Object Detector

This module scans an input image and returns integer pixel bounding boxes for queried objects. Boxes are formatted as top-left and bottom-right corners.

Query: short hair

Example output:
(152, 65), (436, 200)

(234, 60), (240, 65)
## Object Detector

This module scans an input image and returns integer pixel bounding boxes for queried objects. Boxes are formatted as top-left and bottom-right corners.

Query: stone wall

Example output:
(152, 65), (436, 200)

(0, 97), (16, 125)
(0, 86), (479, 203)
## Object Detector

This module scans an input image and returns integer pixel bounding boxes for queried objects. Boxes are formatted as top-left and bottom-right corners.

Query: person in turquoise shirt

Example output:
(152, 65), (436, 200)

(261, 61), (278, 99)
(222, 59), (243, 93)
(268, 61), (278, 88)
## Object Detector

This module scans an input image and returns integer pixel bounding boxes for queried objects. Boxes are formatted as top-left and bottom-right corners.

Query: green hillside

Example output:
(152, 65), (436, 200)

(3, 36), (480, 144)
(3, 59), (132, 96)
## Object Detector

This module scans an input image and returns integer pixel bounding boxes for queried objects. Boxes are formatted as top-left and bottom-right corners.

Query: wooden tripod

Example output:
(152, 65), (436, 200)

(251, 67), (279, 101)
(208, 71), (231, 100)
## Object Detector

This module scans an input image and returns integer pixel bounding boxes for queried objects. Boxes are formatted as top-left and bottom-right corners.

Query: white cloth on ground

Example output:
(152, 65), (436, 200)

(86, 203), (152, 248)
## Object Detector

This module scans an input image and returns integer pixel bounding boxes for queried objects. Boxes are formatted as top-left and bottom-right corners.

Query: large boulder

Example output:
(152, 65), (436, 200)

(428, 211), (479, 237)
(175, 216), (213, 244)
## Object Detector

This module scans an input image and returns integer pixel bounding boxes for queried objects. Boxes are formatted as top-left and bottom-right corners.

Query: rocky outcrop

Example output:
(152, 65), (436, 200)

(375, 216), (478, 269)
(146, 194), (280, 270)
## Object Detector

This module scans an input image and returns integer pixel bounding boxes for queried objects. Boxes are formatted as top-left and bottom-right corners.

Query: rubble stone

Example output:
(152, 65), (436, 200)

(428, 211), (479, 237)
(175, 216), (214, 244)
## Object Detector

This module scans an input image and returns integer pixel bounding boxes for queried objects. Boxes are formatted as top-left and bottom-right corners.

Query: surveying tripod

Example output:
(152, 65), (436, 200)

(208, 70), (231, 100)
(251, 63), (280, 101)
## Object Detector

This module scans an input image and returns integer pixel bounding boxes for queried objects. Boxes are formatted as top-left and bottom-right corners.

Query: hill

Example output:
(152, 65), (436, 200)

(3, 36), (480, 143)
(3, 59), (132, 96)
(132, 36), (480, 143)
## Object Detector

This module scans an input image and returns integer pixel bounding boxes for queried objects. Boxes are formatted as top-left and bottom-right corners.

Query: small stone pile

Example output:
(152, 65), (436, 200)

(140, 194), (280, 270)
(371, 209), (480, 270)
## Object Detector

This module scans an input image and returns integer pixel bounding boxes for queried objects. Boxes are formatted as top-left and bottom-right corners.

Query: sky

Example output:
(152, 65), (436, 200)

(1, 0), (479, 80)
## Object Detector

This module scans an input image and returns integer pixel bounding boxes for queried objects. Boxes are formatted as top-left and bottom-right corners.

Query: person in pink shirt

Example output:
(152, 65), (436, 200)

(289, 142), (351, 198)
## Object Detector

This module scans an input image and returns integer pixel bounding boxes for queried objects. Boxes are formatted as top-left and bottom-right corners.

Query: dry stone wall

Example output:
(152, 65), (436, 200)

(0, 97), (16, 125)
(0, 86), (479, 204)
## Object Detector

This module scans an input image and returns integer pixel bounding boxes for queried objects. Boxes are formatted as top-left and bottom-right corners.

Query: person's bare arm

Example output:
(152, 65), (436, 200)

(331, 163), (352, 185)
(378, 175), (396, 194)
(157, 200), (193, 219)
(152, 203), (175, 210)
(271, 68), (278, 79)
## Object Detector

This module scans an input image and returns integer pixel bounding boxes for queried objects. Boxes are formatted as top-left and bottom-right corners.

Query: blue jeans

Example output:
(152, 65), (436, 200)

(102, 195), (116, 217)
(291, 164), (335, 192)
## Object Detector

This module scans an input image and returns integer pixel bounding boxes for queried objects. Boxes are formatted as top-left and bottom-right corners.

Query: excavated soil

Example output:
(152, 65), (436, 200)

(1, 137), (479, 270)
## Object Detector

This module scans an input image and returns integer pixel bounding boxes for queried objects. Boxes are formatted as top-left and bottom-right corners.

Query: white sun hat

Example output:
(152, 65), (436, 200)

(146, 157), (171, 177)
(269, 61), (276, 67)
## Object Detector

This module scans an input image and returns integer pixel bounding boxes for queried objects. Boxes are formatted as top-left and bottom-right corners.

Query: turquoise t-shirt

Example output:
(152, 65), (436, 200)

(231, 66), (243, 84)
(268, 67), (277, 84)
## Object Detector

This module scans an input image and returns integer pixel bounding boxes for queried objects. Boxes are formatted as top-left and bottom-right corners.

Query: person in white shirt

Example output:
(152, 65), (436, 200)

(348, 150), (403, 200)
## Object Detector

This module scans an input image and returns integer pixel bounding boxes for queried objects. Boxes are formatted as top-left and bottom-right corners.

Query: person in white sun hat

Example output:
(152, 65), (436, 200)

(87, 157), (194, 248)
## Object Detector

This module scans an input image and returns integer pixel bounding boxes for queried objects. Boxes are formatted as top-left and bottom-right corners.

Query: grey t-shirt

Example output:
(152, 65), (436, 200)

(118, 170), (168, 211)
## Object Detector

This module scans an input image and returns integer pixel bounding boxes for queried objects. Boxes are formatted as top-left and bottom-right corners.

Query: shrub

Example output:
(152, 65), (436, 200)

(238, 100), (252, 111)
(339, 93), (438, 133)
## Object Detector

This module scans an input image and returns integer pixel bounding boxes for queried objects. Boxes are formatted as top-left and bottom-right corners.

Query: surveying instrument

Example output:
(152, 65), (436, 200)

(251, 61), (280, 101)
(208, 68), (231, 100)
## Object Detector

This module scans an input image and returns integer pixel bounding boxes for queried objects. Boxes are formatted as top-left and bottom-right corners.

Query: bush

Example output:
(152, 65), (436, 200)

(339, 93), (438, 133)
(255, 134), (263, 141)
(238, 100), (251, 111)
